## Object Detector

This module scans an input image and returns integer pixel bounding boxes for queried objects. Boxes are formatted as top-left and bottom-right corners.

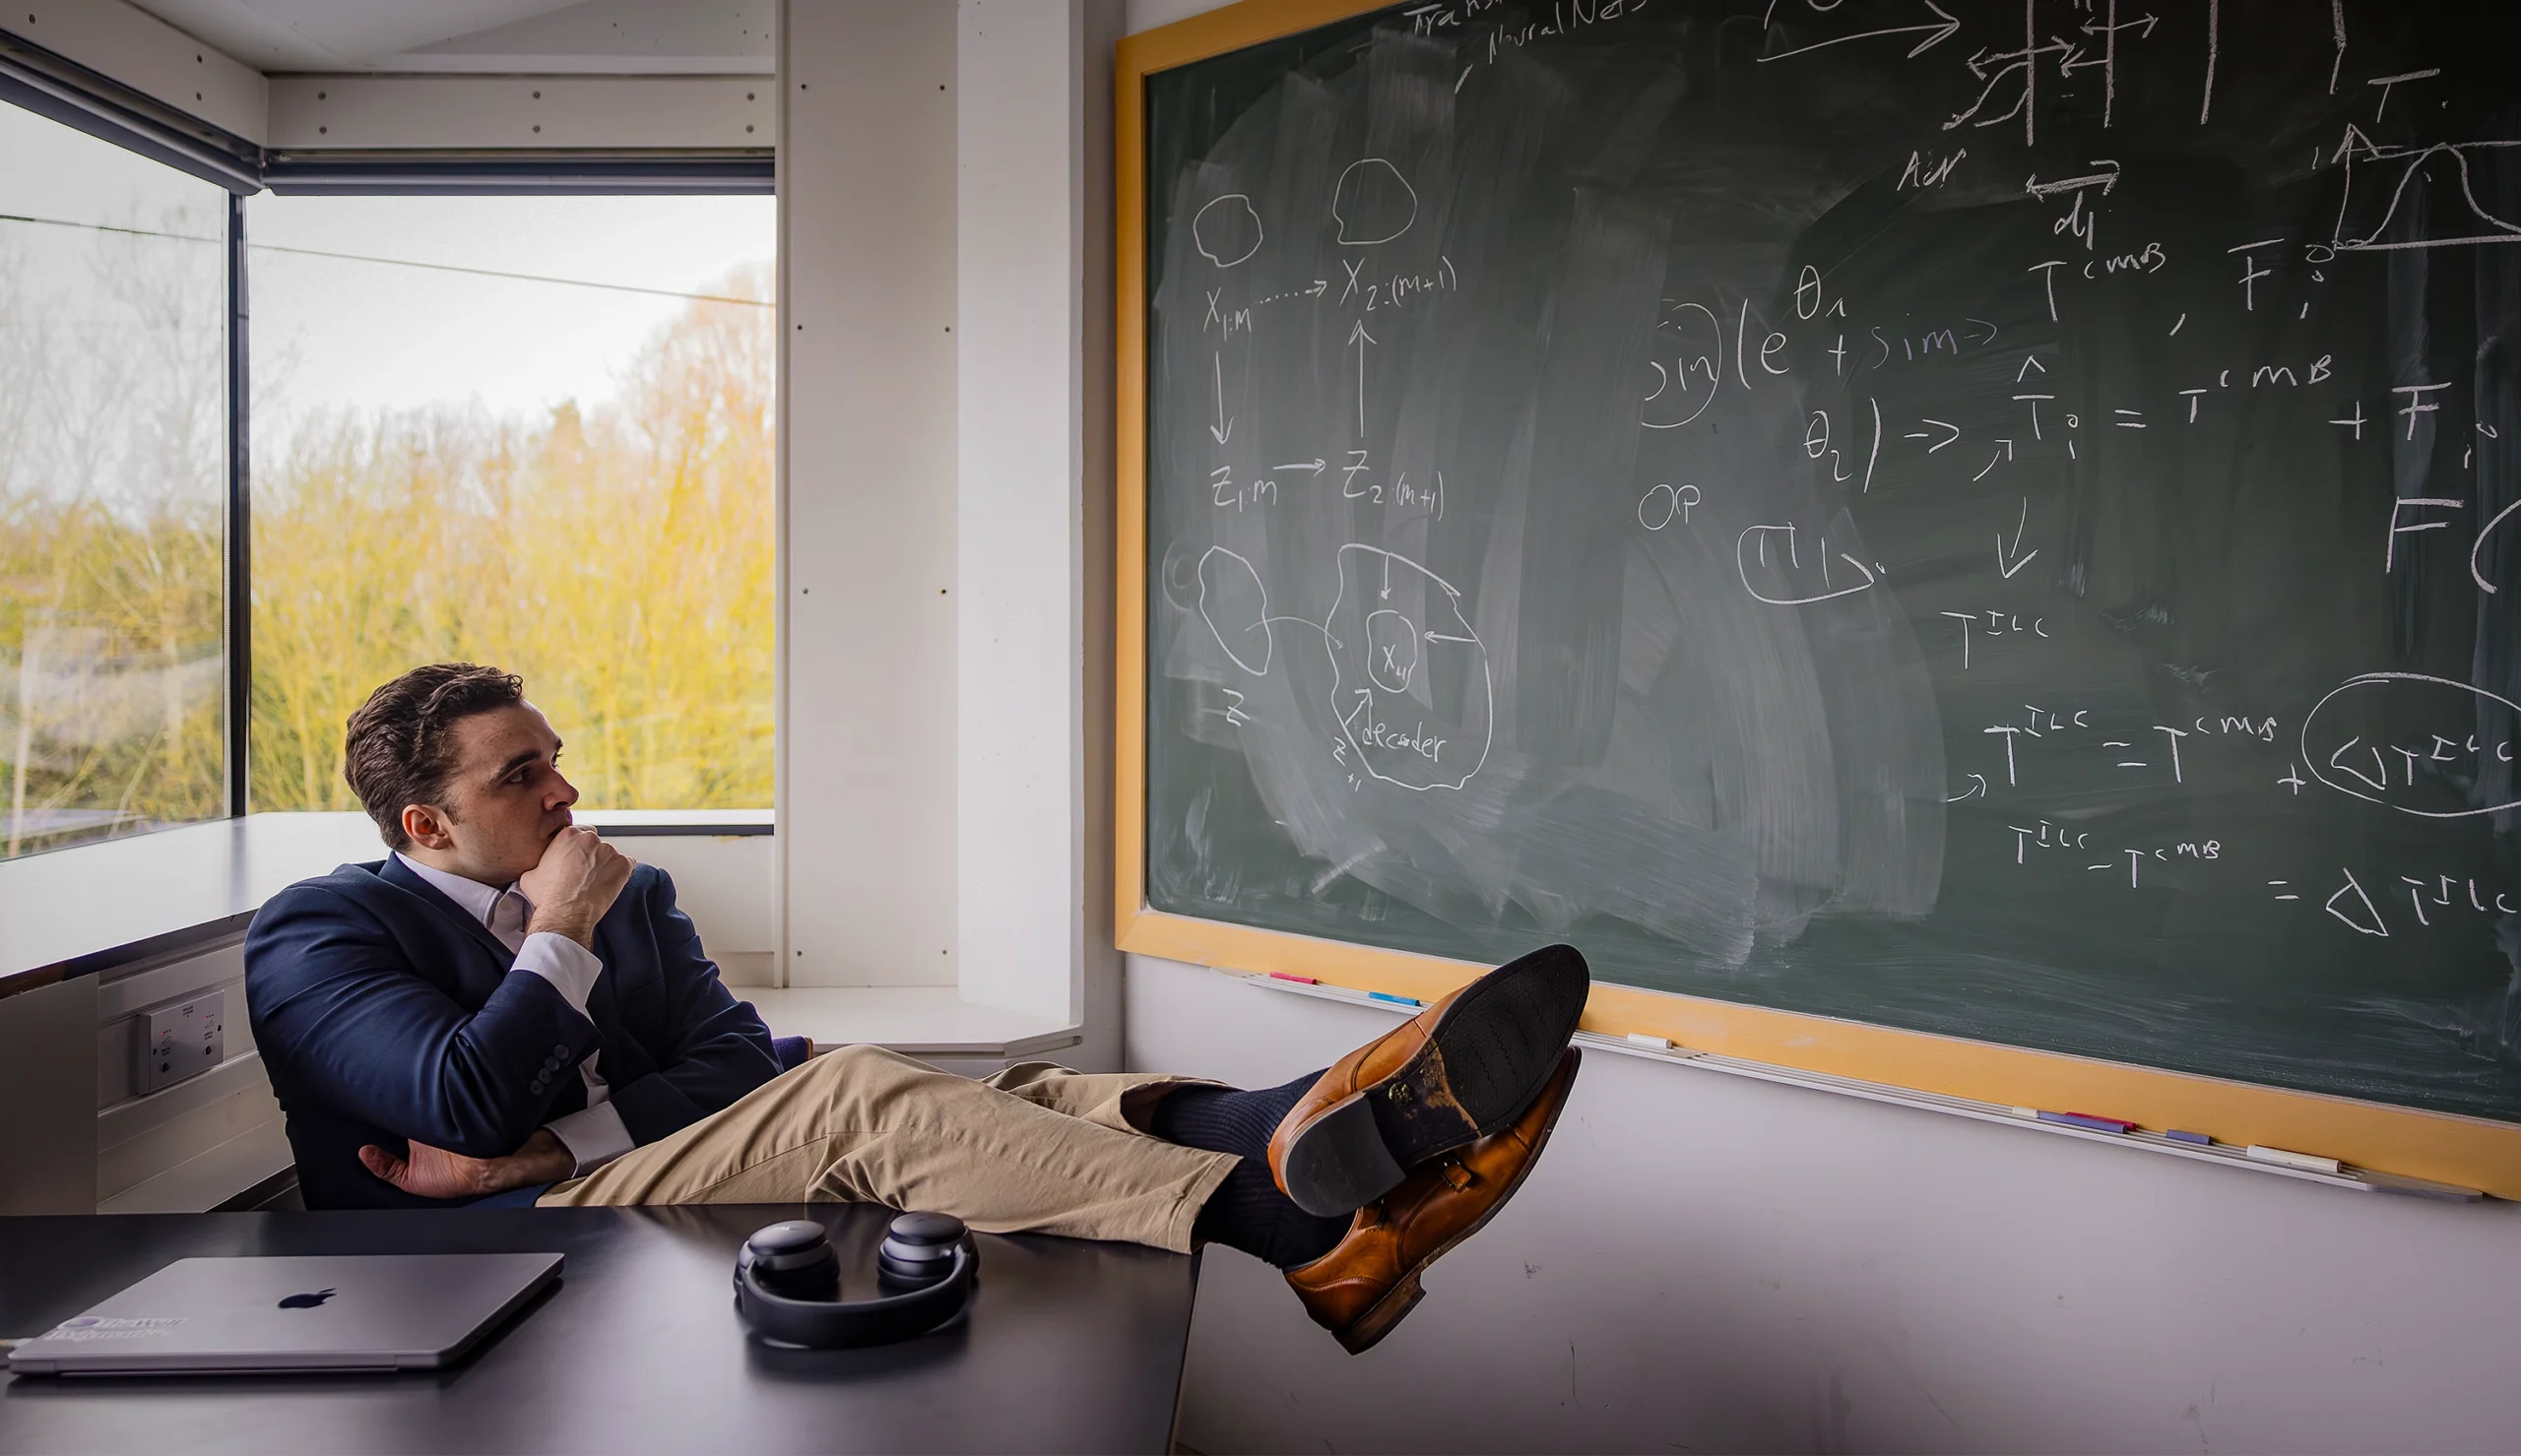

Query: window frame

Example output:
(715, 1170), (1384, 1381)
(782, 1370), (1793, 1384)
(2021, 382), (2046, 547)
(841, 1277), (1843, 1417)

(1, 32), (772, 845)
(225, 191), (250, 816)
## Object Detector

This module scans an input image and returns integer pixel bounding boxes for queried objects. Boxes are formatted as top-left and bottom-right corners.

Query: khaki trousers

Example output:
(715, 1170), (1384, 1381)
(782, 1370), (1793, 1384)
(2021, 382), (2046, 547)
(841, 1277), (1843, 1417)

(536, 1044), (1238, 1253)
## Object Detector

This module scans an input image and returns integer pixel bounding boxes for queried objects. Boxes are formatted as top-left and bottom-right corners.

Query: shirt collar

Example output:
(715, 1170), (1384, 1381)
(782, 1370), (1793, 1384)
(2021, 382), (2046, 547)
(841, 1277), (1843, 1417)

(392, 851), (521, 926)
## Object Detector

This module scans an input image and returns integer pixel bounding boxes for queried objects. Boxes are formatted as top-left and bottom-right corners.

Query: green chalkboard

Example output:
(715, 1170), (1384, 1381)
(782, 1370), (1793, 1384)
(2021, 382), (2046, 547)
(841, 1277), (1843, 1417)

(1138, 0), (2521, 1123)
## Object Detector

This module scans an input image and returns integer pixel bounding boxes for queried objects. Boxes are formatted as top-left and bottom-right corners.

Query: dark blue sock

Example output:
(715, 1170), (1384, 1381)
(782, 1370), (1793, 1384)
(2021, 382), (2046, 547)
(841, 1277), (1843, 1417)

(1152, 1071), (1349, 1269)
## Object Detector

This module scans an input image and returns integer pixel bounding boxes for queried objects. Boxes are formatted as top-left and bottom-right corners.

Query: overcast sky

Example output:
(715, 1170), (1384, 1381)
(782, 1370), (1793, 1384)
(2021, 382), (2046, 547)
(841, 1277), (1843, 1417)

(248, 192), (775, 455)
(5, 97), (774, 465)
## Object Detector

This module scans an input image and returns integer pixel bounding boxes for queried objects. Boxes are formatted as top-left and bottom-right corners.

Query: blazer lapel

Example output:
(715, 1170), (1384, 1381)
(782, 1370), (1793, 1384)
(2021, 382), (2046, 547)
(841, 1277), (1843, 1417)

(376, 855), (519, 970)
(585, 938), (618, 1025)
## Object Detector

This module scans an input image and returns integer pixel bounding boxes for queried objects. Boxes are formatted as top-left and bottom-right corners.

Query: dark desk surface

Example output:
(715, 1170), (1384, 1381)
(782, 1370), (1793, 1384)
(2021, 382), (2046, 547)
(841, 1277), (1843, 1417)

(0, 1205), (1197, 1455)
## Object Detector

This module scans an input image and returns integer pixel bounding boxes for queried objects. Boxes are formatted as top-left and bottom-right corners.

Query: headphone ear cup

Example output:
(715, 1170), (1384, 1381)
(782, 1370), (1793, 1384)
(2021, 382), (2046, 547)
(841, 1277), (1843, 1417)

(878, 1211), (971, 1288)
(738, 1220), (840, 1300)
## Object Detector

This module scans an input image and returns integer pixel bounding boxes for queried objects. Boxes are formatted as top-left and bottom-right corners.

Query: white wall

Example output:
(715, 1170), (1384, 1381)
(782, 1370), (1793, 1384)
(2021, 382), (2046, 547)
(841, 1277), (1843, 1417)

(953, 0), (1125, 1067)
(778, 0), (1117, 1060)
(777, 0), (960, 990)
(1131, 956), (2521, 1453)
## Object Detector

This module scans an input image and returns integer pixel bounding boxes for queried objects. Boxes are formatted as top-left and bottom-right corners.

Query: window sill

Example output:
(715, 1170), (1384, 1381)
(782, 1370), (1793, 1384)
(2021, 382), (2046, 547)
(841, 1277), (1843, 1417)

(743, 986), (1080, 1060)
(0, 809), (774, 995)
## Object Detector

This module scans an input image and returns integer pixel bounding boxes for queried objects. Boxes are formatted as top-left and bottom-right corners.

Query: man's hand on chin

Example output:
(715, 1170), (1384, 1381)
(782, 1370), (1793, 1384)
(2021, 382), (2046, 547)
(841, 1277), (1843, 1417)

(519, 825), (634, 948)
(357, 1129), (575, 1199)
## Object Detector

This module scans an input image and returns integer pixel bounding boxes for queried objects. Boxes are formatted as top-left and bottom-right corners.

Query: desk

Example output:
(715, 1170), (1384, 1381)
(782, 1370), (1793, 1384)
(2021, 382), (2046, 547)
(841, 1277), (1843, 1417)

(0, 1205), (1198, 1454)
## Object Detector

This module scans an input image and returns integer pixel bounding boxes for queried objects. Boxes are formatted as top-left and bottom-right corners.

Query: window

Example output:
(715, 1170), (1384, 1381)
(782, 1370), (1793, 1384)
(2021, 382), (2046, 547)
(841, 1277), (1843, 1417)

(1, 76), (773, 862)
(243, 194), (776, 813)
(0, 99), (230, 860)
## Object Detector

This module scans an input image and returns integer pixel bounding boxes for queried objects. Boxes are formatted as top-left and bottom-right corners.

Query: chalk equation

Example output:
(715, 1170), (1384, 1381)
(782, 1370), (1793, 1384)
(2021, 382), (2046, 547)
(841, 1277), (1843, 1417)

(1145, 0), (2521, 1118)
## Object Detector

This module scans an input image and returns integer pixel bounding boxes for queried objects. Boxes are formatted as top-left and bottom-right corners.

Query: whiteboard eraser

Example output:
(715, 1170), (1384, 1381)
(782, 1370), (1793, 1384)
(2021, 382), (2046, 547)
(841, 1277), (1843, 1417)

(1625, 1032), (1673, 1050)
(2245, 1144), (2342, 1175)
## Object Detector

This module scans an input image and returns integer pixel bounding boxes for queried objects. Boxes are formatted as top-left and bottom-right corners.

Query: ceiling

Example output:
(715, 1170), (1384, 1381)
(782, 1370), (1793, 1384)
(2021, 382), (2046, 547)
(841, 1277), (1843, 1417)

(128, 0), (774, 74)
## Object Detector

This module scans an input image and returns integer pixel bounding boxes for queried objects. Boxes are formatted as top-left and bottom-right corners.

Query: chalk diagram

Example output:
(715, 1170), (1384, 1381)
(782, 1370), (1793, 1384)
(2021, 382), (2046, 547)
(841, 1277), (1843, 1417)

(2329, 131), (2521, 253)
(1193, 193), (1264, 268)
(1196, 547), (1273, 673)
(2297, 672), (2521, 818)
(1193, 543), (1494, 792)
(1332, 158), (1417, 246)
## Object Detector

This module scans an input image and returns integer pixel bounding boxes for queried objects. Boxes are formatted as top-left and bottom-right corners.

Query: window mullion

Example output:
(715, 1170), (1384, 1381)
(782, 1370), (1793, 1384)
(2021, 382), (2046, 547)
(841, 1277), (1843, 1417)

(225, 192), (252, 820)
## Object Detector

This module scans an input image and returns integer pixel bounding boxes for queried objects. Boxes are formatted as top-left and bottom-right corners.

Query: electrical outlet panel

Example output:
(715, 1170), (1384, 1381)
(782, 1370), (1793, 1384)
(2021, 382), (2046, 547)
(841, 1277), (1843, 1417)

(136, 989), (226, 1095)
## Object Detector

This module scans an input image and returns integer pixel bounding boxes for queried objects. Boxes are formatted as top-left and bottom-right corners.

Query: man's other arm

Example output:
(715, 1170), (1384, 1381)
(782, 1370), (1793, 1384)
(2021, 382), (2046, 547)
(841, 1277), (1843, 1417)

(246, 882), (600, 1159)
(605, 867), (779, 1144)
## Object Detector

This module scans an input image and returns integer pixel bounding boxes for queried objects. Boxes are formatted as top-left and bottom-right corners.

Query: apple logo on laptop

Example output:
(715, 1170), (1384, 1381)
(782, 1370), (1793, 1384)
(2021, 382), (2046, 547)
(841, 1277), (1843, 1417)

(277, 1288), (338, 1310)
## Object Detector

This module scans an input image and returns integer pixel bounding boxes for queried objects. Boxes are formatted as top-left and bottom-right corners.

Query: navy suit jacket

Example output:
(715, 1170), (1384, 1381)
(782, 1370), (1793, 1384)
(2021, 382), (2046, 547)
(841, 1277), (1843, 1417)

(244, 855), (777, 1210)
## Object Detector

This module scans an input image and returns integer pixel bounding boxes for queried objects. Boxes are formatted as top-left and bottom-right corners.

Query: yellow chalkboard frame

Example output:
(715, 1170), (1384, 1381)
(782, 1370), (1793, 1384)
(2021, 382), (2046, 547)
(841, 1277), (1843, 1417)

(1113, 0), (2521, 1198)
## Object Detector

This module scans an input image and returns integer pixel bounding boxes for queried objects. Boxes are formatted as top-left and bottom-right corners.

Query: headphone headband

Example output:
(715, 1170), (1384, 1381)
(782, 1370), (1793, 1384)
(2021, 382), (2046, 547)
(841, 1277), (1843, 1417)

(734, 1215), (978, 1349)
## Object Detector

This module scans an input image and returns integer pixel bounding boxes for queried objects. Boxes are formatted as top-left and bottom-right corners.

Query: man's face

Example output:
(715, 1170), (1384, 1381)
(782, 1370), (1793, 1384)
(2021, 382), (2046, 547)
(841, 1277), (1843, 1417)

(403, 703), (578, 885)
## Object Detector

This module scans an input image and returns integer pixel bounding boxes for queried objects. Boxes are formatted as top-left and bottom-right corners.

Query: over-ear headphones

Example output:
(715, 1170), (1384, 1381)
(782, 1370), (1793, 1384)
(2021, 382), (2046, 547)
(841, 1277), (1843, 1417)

(733, 1212), (978, 1349)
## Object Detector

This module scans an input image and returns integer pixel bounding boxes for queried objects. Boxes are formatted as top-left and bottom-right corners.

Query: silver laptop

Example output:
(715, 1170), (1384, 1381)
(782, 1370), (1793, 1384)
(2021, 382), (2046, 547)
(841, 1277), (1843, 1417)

(6, 1253), (563, 1375)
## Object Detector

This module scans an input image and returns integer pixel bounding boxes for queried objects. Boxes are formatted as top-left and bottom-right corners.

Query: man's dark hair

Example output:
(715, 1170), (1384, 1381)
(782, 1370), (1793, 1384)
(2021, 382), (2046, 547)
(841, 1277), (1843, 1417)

(343, 664), (527, 850)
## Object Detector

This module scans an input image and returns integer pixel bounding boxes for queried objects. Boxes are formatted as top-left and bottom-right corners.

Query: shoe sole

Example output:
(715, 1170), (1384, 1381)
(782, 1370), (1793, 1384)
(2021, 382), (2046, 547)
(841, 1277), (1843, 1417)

(1333, 1048), (1582, 1356)
(1278, 944), (1588, 1218)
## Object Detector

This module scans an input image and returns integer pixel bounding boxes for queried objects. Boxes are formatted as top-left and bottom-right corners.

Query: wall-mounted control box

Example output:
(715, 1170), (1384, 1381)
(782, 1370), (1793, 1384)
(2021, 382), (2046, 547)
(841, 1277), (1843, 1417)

(135, 989), (226, 1095)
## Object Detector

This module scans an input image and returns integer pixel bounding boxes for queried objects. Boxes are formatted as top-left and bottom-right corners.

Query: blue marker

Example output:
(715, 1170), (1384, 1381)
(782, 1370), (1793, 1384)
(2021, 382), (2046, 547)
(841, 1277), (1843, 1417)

(2165, 1129), (2213, 1146)
(2036, 1110), (2133, 1134)
(1366, 990), (1422, 1007)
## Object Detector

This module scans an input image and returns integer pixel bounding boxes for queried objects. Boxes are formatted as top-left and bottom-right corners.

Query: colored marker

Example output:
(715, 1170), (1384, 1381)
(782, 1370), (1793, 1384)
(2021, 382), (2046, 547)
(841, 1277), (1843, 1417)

(2164, 1129), (2213, 1146)
(2036, 1110), (2134, 1134)
(2245, 1144), (2341, 1175)
(1625, 1032), (1673, 1050)
(2062, 1110), (2139, 1131)
(1366, 990), (1422, 1007)
(1266, 972), (1318, 984)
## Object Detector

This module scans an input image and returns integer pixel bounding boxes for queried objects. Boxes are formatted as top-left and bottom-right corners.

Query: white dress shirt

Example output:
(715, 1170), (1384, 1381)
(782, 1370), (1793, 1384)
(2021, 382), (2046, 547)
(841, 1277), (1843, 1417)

(393, 852), (634, 1176)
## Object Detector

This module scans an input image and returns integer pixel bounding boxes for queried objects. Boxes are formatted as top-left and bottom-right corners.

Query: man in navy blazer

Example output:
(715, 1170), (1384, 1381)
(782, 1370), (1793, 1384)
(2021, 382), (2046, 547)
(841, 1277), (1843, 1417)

(248, 854), (778, 1211)
(247, 665), (784, 1211)
(245, 663), (1589, 1354)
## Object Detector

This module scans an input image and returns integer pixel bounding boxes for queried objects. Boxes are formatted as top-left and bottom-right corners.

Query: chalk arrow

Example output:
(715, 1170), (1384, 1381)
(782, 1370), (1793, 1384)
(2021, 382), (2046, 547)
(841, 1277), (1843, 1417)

(1907, 417), (1962, 453)
(2077, 10), (2158, 43)
(2331, 122), (2383, 166)
(2025, 162), (2122, 199)
(1997, 497), (2040, 579)
(1760, 0), (1959, 62)
(1348, 321), (1377, 436)
(1945, 773), (1989, 803)
(1210, 353), (1234, 444)
(1309, 279), (1329, 296)
(1272, 459), (1327, 475)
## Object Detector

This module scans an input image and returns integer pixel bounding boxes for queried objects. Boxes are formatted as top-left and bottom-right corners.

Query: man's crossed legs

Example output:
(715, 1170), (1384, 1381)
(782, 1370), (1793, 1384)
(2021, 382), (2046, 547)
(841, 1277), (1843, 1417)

(540, 944), (1591, 1353)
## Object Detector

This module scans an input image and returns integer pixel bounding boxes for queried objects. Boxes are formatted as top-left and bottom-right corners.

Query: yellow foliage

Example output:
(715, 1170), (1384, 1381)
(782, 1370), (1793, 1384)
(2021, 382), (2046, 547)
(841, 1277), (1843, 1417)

(0, 491), (224, 855)
(249, 263), (777, 813)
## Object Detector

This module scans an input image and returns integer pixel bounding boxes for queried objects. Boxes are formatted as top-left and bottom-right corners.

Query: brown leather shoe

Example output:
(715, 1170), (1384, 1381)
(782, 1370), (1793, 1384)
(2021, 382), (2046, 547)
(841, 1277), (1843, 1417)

(1283, 1046), (1580, 1355)
(1268, 944), (1588, 1216)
